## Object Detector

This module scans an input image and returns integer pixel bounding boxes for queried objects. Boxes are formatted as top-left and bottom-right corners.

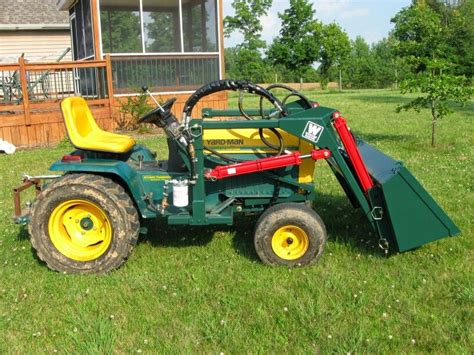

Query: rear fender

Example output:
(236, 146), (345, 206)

(49, 160), (154, 218)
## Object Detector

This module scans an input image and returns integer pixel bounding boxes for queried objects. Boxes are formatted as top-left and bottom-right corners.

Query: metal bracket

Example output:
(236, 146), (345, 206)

(13, 177), (42, 223)
(371, 206), (384, 220)
(210, 197), (236, 214)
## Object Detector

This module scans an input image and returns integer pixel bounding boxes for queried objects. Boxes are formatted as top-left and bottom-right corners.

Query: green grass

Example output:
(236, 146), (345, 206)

(0, 89), (472, 353)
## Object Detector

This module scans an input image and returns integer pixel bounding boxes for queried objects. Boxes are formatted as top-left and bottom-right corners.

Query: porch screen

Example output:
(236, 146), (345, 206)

(100, 0), (142, 53)
(70, 0), (95, 60)
(143, 0), (181, 52)
(99, 0), (218, 54)
(182, 0), (218, 52)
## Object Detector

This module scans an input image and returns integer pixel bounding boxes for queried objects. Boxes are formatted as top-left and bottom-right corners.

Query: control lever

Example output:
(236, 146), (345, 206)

(142, 86), (164, 112)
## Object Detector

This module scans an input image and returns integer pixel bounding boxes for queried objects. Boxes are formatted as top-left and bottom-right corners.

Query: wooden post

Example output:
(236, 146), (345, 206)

(218, 0), (225, 80)
(105, 55), (115, 123)
(91, 0), (102, 60)
(18, 56), (31, 126)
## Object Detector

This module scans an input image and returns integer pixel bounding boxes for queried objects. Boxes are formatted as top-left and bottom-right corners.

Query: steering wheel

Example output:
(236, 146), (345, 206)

(138, 98), (176, 125)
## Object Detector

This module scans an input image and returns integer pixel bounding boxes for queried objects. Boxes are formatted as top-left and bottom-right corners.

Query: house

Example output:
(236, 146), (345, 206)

(0, 0), (72, 63)
(0, 0), (226, 147)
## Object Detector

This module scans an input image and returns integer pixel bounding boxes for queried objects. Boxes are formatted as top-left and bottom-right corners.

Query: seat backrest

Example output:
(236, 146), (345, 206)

(61, 97), (100, 143)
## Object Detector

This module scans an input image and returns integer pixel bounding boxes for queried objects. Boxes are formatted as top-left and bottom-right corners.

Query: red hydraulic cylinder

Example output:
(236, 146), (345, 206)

(205, 149), (331, 181)
(332, 112), (374, 193)
(205, 152), (302, 180)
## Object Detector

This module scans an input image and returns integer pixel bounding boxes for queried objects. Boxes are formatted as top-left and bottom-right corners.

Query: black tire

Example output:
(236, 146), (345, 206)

(254, 203), (326, 266)
(29, 174), (140, 273)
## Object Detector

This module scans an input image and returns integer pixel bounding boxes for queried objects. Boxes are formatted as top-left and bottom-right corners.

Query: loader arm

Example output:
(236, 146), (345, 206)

(201, 104), (459, 252)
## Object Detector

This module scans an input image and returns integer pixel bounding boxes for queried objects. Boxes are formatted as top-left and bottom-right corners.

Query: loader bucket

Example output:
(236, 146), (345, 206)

(357, 140), (460, 252)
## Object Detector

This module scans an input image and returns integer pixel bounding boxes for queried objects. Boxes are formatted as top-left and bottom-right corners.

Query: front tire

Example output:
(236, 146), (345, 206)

(29, 174), (139, 273)
(254, 203), (326, 266)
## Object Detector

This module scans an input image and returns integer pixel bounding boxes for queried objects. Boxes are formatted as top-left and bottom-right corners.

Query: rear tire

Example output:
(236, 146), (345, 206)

(254, 203), (326, 266)
(29, 174), (139, 273)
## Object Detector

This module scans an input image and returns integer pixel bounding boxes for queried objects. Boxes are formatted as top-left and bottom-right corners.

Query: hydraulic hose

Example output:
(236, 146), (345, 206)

(184, 80), (290, 163)
(182, 79), (288, 124)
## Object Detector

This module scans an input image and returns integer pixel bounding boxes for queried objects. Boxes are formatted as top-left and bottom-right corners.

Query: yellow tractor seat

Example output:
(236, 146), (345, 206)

(61, 97), (135, 154)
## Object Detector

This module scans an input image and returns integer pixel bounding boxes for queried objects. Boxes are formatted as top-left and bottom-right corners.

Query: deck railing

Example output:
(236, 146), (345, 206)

(0, 56), (114, 120)
(0, 56), (114, 147)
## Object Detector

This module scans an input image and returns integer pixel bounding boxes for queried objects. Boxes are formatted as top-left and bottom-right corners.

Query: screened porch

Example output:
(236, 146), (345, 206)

(65, 0), (222, 95)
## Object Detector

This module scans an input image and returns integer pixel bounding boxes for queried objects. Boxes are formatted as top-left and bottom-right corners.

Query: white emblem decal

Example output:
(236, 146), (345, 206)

(302, 122), (324, 143)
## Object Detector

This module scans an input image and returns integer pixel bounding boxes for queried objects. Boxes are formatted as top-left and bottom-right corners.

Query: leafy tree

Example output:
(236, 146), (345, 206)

(372, 38), (398, 88)
(345, 36), (376, 88)
(397, 62), (471, 146)
(224, 0), (273, 82)
(444, 0), (474, 78)
(411, 0), (473, 78)
(225, 47), (239, 78)
(392, 2), (472, 146)
(319, 23), (351, 90)
(224, 0), (273, 50)
(229, 48), (273, 82)
(267, 0), (322, 79)
(391, 3), (446, 72)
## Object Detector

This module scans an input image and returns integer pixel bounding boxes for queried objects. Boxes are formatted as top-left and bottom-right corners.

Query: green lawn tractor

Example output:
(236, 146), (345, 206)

(13, 80), (459, 273)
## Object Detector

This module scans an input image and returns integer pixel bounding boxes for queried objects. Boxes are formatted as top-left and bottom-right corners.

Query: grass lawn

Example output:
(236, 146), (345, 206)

(0, 89), (472, 353)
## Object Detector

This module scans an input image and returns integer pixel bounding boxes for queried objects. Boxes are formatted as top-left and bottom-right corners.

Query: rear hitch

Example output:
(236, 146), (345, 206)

(12, 175), (60, 224)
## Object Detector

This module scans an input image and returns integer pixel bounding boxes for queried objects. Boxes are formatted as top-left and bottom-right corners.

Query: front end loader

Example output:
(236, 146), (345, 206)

(13, 80), (459, 273)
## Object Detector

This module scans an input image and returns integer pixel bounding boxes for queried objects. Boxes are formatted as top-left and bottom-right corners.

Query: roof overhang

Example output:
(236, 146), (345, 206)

(0, 24), (69, 31)
(57, 0), (76, 11)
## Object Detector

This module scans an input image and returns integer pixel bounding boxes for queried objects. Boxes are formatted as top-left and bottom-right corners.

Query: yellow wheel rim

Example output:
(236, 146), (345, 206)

(271, 225), (309, 260)
(48, 199), (112, 262)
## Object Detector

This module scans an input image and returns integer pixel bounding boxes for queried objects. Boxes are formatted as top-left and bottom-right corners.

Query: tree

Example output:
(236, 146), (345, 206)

(319, 23), (351, 90)
(224, 0), (273, 81)
(372, 39), (398, 88)
(397, 64), (471, 146)
(226, 47), (273, 82)
(391, 3), (446, 72)
(345, 36), (376, 88)
(411, 0), (473, 78)
(392, 2), (472, 146)
(267, 0), (322, 79)
(224, 0), (273, 51)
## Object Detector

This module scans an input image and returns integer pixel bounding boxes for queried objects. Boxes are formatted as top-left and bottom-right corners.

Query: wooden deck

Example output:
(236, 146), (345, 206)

(0, 56), (227, 148)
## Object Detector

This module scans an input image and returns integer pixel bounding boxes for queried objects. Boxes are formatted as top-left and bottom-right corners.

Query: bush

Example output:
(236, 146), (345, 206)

(117, 90), (153, 131)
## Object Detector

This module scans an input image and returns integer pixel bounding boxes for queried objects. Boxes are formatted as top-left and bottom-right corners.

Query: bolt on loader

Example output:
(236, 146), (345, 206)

(13, 80), (459, 273)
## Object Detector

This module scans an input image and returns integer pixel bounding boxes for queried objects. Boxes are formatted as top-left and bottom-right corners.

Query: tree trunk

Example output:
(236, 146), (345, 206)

(430, 100), (437, 147)
(431, 119), (436, 147)
(339, 69), (342, 92)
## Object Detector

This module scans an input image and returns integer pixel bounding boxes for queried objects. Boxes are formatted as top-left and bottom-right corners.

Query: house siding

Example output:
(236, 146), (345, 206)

(0, 30), (72, 63)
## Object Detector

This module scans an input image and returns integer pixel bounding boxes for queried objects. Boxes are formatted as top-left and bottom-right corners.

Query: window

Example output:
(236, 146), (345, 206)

(100, 0), (142, 53)
(99, 0), (219, 54)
